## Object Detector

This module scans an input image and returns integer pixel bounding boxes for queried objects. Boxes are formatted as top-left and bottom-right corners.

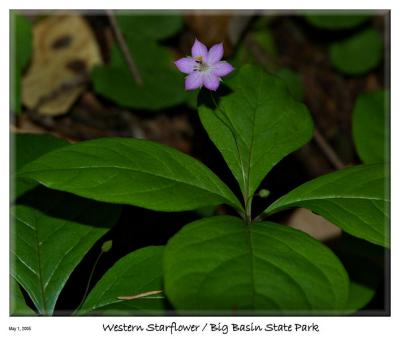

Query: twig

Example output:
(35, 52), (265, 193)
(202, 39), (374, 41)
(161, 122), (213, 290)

(118, 290), (163, 301)
(106, 10), (143, 86)
(314, 129), (345, 170)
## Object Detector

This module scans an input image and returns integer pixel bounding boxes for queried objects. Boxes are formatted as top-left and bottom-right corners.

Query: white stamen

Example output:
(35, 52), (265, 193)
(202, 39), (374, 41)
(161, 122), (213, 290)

(193, 60), (210, 72)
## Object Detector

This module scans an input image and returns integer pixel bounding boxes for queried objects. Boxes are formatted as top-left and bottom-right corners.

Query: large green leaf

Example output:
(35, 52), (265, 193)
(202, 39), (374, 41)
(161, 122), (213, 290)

(265, 164), (389, 247)
(198, 65), (313, 201)
(276, 68), (304, 101)
(13, 134), (68, 172)
(92, 28), (186, 110)
(10, 188), (121, 315)
(164, 216), (349, 314)
(11, 12), (32, 114)
(305, 13), (370, 30)
(116, 13), (183, 40)
(10, 277), (36, 316)
(11, 133), (69, 200)
(330, 28), (383, 75)
(18, 137), (242, 212)
(352, 90), (389, 164)
(78, 246), (165, 315)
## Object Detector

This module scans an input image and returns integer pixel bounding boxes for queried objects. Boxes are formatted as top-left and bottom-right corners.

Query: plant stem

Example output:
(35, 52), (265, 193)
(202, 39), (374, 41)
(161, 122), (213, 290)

(244, 195), (253, 225)
(75, 250), (103, 313)
(209, 92), (251, 223)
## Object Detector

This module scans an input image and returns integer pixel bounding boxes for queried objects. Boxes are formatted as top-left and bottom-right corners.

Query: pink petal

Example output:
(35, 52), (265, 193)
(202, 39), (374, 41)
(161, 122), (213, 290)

(185, 72), (204, 91)
(203, 73), (220, 91)
(191, 39), (208, 59)
(206, 42), (224, 64)
(213, 61), (234, 77)
(175, 57), (197, 74)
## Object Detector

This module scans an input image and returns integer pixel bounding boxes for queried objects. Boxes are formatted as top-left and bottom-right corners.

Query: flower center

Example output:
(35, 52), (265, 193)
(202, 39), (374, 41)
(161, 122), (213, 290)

(199, 62), (210, 72)
(193, 58), (210, 72)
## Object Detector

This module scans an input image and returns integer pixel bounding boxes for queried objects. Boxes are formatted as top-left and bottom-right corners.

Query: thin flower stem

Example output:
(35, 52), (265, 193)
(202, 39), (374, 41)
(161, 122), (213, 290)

(209, 92), (251, 224)
(106, 10), (144, 86)
(75, 250), (103, 313)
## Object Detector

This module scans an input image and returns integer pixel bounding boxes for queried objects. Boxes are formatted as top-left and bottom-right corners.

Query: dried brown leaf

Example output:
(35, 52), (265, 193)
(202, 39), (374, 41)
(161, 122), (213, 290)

(22, 13), (102, 116)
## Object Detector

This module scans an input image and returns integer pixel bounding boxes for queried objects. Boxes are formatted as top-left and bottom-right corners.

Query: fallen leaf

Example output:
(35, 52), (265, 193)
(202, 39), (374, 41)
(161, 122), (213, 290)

(22, 13), (102, 116)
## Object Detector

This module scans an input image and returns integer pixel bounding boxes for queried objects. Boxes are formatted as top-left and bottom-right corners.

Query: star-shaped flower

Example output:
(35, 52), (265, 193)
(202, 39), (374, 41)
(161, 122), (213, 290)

(175, 39), (234, 91)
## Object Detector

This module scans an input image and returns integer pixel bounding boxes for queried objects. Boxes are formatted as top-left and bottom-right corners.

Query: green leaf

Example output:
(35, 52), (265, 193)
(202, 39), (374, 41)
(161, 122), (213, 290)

(345, 281), (375, 312)
(10, 188), (121, 315)
(198, 65), (313, 200)
(116, 13), (183, 40)
(276, 68), (304, 101)
(265, 164), (389, 247)
(230, 29), (278, 74)
(10, 277), (36, 316)
(18, 137), (242, 212)
(13, 134), (68, 172)
(305, 13), (370, 30)
(78, 246), (165, 315)
(337, 234), (382, 312)
(352, 90), (389, 164)
(330, 28), (383, 75)
(92, 66), (184, 110)
(92, 29), (186, 110)
(11, 12), (33, 114)
(252, 30), (278, 57)
(164, 216), (349, 313)
(344, 254), (379, 313)
(12, 133), (69, 200)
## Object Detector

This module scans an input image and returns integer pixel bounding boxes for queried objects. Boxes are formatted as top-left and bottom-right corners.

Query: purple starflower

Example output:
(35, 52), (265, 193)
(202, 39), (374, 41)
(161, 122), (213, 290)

(175, 39), (234, 91)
